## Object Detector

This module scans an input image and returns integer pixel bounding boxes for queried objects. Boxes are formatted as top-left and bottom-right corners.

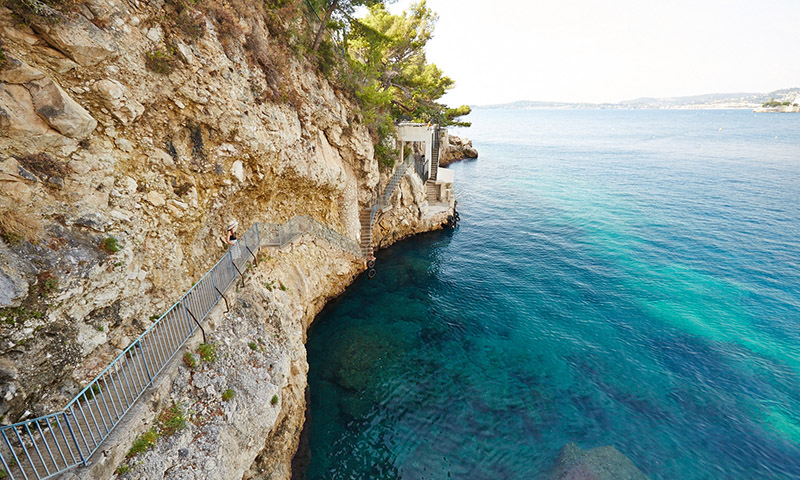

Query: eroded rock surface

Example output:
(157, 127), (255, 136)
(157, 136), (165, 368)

(0, 1), (452, 477)
(547, 443), (651, 480)
(29, 13), (118, 66)
(440, 130), (478, 166)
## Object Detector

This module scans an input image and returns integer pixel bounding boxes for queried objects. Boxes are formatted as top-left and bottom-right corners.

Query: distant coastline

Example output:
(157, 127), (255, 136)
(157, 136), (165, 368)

(475, 88), (800, 111)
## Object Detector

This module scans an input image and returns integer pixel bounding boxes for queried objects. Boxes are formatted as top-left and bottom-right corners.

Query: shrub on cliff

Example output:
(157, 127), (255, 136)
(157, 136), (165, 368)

(145, 47), (177, 74)
(2, 0), (82, 24)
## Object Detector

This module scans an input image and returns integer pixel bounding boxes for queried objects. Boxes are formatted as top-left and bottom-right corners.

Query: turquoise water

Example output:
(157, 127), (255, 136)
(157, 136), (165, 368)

(304, 110), (800, 479)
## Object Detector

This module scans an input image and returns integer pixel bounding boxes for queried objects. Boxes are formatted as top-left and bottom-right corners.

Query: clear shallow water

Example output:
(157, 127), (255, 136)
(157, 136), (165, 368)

(305, 109), (800, 479)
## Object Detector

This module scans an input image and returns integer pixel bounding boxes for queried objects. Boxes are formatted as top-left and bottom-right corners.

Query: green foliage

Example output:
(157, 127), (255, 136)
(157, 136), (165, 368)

(101, 236), (121, 253)
(222, 388), (234, 401)
(310, 0), (385, 52)
(114, 463), (132, 475)
(762, 98), (793, 108)
(346, 1), (469, 126)
(279, 282), (287, 291)
(0, 306), (43, 326)
(37, 270), (58, 296)
(248, 341), (258, 351)
(126, 428), (158, 458)
(444, 104), (472, 127)
(270, 394), (279, 405)
(157, 404), (187, 436)
(310, 1), (470, 166)
(183, 351), (197, 368)
(83, 383), (101, 401)
(197, 342), (217, 362)
(1, 232), (23, 245)
(124, 404), (186, 462)
(145, 47), (177, 74)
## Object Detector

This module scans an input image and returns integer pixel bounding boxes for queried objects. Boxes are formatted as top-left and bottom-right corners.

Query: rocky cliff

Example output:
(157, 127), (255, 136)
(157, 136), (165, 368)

(439, 130), (477, 167)
(0, 1), (452, 477)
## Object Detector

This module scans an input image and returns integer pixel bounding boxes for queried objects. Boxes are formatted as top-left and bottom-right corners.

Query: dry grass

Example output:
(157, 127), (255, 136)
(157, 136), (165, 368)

(205, 2), (243, 54)
(0, 207), (43, 244)
(3, 0), (84, 24)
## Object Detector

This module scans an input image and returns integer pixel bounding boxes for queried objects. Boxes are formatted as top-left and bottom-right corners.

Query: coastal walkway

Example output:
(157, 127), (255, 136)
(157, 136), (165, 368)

(359, 152), (417, 258)
(425, 125), (441, 202)
(0, 216), (360, 480)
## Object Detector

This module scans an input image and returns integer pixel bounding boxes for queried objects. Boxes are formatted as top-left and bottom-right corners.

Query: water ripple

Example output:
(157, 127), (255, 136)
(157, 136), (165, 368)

(306, 110), (800, 480)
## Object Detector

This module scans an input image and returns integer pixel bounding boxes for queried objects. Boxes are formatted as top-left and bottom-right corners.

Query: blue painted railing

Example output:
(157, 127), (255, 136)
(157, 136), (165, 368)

(0, 224), (261, 479)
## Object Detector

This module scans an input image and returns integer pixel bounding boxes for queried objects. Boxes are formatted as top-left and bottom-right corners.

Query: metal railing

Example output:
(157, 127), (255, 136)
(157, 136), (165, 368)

(380, 155), (413, 208)
(358, 156), (414, 257)
(260, 216), (361, 256)
(0, 224), (261, 480)
(429, 125), (440, 182)
(0, 213), (366, 479)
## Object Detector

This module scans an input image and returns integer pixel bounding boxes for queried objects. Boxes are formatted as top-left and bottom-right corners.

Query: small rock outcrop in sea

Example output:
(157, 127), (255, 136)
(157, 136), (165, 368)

(440, 130), (478, 166)
(546, 443), (651, 480)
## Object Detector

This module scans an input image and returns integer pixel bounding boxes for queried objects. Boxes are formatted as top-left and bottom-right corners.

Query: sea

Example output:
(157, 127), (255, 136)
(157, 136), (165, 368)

(303, 109), (800, 479)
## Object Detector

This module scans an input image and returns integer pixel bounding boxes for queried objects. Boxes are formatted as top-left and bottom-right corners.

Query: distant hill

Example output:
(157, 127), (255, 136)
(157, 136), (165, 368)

(477, 88), (800, 110)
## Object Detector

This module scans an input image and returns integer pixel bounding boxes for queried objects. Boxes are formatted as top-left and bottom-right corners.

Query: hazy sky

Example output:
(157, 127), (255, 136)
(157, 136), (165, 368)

(383, 0), (800, 105)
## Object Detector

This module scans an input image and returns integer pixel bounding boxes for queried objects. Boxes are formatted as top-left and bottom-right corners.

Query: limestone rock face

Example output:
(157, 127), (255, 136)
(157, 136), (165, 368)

(0, 243), (31, 308)
(0, 82), (79, 155)
(29, 13), (118, 66)
(93, 78), (145, 125)
(440, 130), (478, 166)
(27, 77), (97, 138)
(0, 57), (46, 84)
(0, 1), (453, 478)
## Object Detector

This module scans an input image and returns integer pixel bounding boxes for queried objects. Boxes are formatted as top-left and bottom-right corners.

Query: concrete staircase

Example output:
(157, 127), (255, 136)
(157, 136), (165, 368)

(358, 208), (374, 258)
(429, 126), (440, 182)
(426, 182), (438, 202)
(358, 155), (415, 258)
(424, 125), (441, 204)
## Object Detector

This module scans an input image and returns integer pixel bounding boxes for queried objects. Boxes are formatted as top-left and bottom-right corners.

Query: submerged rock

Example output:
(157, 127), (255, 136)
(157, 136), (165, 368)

(547, 443), (650, 480)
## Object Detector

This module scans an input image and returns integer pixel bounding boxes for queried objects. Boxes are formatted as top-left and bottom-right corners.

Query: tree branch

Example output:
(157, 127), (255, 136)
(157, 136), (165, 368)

(312, 0), (340, 52)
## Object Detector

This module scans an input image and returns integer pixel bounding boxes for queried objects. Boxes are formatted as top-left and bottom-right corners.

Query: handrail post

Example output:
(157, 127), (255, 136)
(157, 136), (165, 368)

(211, 272), (229, 313)
(231, 260), (246, 285)
(182, 301), (206, 344)
(214, 285), (230, 313)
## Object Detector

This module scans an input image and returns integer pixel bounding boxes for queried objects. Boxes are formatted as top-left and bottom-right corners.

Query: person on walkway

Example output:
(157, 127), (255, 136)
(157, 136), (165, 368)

(225, 219), (239, 246)
(226, 219), (241, 259)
